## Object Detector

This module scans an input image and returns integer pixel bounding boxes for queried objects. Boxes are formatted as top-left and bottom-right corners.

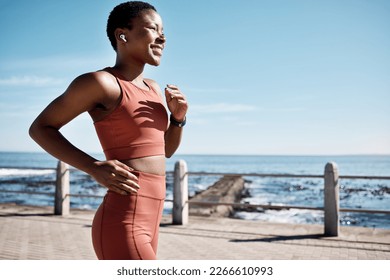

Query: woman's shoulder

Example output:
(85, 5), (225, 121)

(72, 69), (117, 89)
(63, 69), (121, 108)
(65, 69), (119, 99)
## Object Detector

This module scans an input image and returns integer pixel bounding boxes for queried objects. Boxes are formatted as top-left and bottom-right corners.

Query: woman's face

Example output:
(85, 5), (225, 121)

(121, 9), (166, 66)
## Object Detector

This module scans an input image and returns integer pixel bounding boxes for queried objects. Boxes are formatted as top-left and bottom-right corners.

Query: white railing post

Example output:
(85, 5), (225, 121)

(55, 161), (70, 216)
(173, 160), (188, 225)
(324, 162), (339, 236)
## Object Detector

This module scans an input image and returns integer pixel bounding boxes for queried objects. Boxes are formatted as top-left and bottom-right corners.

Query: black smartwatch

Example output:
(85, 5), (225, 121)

(170, 115), (186, 127)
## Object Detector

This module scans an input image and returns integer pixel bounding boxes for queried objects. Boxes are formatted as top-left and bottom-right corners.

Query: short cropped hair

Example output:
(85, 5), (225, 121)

(106, 1), (156, 51)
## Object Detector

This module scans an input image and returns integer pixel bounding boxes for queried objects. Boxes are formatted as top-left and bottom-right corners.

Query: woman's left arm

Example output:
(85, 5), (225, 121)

(148, 80), (188, 158)
(164, 84), (188, 157)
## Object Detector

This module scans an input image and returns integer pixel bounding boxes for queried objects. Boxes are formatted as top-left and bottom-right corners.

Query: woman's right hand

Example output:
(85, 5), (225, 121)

(89, 160), (140, 195)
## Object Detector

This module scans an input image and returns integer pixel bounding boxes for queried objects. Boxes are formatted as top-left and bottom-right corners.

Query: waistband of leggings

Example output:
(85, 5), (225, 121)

(106, 169), (166, 200)
(131, 169), (166, 180)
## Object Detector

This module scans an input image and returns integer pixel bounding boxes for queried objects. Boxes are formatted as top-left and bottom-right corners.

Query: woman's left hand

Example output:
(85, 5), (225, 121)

(165, 84), (188, 121)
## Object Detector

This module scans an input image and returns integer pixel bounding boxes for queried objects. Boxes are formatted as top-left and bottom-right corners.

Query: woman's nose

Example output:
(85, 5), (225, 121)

(157, 33), (166, 43)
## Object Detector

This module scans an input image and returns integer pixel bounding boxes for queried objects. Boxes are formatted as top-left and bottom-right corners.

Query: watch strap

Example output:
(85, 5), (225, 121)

(170, 115), (186, 127)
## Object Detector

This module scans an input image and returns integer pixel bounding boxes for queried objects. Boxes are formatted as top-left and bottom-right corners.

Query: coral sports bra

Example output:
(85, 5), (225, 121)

(94, 68), (168, 160)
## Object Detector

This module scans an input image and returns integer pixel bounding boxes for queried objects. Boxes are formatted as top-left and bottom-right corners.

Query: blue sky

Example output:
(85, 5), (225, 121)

(0, 0), (389, 155)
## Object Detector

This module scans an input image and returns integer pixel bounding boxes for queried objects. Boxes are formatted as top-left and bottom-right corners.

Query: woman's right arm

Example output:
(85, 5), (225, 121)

(29, 72), (139, 195)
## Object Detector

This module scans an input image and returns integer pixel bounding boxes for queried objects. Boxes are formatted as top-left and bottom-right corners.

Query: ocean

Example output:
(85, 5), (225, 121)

(0, 152), (389, 229)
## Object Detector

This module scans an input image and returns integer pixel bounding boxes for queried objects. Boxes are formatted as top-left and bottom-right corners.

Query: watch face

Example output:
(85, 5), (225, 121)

(179, 117), (186, 127)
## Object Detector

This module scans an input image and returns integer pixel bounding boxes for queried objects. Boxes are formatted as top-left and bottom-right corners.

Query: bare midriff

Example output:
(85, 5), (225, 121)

(120, 155), (166, 176)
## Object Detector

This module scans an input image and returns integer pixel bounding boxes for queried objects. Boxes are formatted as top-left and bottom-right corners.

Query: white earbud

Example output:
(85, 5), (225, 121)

(120, 34), (127, 42)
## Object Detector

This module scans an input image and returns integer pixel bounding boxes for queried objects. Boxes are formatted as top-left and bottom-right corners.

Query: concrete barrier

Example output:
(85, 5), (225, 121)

(324, 162), (339, 236)
(54, 161), (70, 216)
(172, 160), (188, 225)
(51, 160), (362, 236)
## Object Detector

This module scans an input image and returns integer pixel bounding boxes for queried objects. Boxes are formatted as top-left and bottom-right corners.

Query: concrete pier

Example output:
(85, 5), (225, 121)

(189, 175), (245, 217)
(0, 203), (389, 260)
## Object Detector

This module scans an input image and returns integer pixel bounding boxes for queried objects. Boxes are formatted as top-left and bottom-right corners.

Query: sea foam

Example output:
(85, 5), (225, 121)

(0, 168), (55, 177)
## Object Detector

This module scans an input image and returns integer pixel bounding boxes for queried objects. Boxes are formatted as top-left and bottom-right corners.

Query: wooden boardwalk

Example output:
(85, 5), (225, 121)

(0, 203), (389, 260)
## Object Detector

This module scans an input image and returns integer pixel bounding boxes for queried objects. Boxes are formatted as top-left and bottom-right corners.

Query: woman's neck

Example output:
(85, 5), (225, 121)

(114, 57), (145, 83)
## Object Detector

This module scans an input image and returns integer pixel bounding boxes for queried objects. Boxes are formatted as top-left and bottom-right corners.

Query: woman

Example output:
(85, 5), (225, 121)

(29, 1), (188, 260)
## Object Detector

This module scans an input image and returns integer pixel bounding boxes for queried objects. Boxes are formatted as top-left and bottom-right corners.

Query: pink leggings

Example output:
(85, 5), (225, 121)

(92, 171), (166, 260)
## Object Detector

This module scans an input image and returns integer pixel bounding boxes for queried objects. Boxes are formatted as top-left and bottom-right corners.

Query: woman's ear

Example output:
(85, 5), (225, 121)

(115, 29), (127, 44)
